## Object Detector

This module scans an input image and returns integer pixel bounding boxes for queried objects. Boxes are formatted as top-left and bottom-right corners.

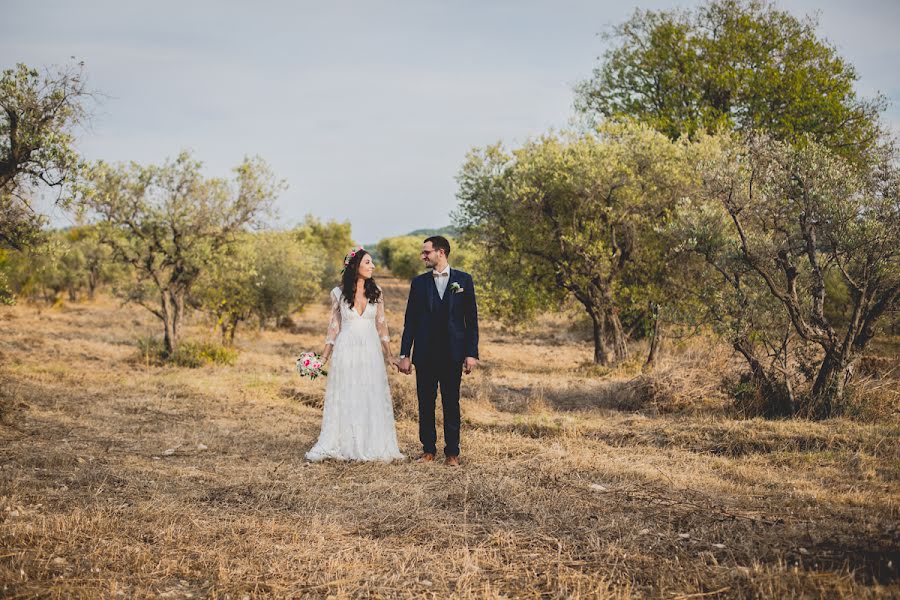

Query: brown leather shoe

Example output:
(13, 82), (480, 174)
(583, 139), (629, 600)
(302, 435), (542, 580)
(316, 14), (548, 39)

(417, 453), (435, 463)
(445, 455), (460, 467)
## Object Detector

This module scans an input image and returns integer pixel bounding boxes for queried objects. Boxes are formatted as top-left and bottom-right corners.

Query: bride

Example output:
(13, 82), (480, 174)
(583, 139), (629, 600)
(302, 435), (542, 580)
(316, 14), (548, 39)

(305, 247), (405, 462)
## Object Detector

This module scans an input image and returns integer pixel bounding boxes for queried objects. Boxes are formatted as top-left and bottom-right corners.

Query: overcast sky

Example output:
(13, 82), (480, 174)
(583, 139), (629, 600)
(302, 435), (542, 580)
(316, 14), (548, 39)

(4, 0), (898, 242)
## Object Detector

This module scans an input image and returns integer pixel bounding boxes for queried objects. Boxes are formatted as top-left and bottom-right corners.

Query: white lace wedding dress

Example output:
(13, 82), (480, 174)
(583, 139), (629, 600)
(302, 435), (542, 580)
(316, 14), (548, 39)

(305, 287), (405, 462)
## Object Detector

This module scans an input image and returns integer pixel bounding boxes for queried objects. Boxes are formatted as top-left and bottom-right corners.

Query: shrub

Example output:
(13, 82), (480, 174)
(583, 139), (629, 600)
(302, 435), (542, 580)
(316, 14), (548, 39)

(172, 341), (239, 368)
(376, 236), (424, 279)
(135, 337), (238, 368)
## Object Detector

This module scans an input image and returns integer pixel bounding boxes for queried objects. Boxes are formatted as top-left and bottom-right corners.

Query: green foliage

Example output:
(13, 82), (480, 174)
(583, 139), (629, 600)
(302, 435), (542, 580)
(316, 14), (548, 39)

(136, 336), (238, 368)
(172, 341), (239, 368)
(79, 152), (284, 355)
(668, 182), (800, 416)
(66, 225), (120, 299)
(0, 250), (9, 303)
(190, 234), (258, 341)
(253, 231), (325, 326)
(452, 236), (554, 324)
(823, 269), (853, 326)
(43, 226), (120, 301)
(376, 236), (425, 279)
(1, 62), (90, 251)
(0, 248), (17, 304)
(375, 234), (478, 281)
(571, 0), (891, 411)
(0, 225), (123, 304)
(0, 195), (46, 253)
(678, 131), (900, 416)
(455, 122), (693, 364)
(1, 236), (67, 304)
(192, 231), (326, 341)
(293, 215), (354, 288)
(576, 0), (884, 161)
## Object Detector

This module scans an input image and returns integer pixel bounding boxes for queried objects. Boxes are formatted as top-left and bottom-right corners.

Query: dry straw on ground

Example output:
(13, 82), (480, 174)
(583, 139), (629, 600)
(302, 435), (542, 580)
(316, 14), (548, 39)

(1, 277), (898, 598)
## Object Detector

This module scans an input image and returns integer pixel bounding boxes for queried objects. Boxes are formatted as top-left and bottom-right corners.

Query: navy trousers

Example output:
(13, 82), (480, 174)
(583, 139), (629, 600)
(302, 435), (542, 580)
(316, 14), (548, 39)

(416, 354), (463, 457)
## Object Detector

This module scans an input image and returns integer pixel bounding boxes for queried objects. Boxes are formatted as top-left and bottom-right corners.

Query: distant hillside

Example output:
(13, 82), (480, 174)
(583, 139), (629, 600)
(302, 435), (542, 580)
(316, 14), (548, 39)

(364, 227), (460, 262)
(405, 226), (459, 238)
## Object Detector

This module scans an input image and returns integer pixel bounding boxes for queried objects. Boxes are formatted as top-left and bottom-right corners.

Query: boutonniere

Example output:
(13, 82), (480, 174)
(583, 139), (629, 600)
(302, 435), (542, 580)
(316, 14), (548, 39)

(450, 282), (464, 294)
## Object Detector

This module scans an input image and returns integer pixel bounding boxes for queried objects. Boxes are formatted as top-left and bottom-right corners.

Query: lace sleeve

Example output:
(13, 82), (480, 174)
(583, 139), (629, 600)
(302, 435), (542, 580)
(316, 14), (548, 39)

(376, 294), (390, 343)
(325, 289), (341, 345)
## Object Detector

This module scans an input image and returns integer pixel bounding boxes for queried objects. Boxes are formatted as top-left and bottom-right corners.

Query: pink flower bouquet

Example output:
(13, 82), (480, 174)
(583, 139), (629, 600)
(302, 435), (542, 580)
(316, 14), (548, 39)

(295, 351), (327, 380)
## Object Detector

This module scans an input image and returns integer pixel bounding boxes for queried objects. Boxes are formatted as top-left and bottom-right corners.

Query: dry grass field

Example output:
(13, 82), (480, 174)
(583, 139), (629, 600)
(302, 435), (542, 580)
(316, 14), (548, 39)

(1, 276), (898, 598)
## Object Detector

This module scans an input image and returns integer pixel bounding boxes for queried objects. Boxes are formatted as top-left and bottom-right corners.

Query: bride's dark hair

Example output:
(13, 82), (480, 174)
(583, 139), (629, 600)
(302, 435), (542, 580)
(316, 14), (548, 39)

(341, 249), (382, 308)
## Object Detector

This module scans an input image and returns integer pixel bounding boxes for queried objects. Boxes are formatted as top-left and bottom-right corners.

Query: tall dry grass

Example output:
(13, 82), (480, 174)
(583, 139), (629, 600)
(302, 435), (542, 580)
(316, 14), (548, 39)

(1, 278), (897, 598)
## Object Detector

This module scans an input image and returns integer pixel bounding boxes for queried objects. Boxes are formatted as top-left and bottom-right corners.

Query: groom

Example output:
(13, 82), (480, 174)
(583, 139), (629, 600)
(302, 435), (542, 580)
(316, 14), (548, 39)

(398, 236), (479, 467)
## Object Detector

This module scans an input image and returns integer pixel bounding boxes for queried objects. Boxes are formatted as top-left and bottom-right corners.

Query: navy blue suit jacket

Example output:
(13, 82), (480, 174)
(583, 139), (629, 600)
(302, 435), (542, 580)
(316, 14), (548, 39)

(400, 268), (479, 366)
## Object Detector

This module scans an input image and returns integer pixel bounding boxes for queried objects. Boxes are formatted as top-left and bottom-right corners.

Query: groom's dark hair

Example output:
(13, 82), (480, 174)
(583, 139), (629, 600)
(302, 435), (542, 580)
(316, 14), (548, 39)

(424, 235), (451, 257)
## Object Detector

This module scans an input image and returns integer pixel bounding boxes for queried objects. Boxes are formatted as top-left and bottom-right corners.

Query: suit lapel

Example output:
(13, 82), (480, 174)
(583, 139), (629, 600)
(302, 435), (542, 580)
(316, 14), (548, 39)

(446, 269), (459, 313)
(427, 274), (436, 312)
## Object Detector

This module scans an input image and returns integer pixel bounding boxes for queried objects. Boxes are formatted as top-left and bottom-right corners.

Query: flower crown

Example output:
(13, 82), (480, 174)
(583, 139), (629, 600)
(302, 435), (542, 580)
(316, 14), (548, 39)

(340, 245), (366, 273)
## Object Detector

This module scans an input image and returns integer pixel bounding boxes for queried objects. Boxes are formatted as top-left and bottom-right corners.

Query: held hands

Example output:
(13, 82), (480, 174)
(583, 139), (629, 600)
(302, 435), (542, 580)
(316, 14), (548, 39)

(397, 357), (413, 375)
(339, 347), (479, 375)
(464, 357), (478, 375)
(391, 357), (474, 375)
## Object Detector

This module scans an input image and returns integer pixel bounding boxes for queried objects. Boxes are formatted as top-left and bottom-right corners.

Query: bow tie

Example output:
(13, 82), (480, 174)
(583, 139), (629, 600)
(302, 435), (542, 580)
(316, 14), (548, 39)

(432, 271), (449, 278)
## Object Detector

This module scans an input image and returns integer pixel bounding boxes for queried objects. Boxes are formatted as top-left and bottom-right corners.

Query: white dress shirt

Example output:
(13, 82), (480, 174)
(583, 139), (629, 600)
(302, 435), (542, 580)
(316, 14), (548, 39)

(433, 265), (451, 299)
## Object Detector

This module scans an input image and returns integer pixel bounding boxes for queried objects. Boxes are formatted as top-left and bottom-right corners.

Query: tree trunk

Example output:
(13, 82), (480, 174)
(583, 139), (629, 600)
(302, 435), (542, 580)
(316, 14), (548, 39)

(811, 353), (851, 419)
(161, 291), (177, 356)
(228, 317), (239, 345)
(162, 315), (176, 356)
(643, 302), (661, 373)
(173, 291), (186, 339)
(87, 267), (99, 300)
(734, 339), (768, 386)
(733, 338), (794, 417)
(219, 317), (228, 344)
(590, 310), (612, 365)
(608, 308), (628, 362)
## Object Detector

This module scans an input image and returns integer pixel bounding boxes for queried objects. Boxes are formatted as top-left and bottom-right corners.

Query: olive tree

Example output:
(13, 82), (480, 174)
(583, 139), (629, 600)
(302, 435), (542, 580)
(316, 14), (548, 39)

(191, 233), (258, 343)
(456, 122), (691, 365)
(66, 225), (118, 300)
(686, 132), (899, 416)
(79, 152), (284, 355)
(376, 235), (426, 279)
(576, 0), (884, 159)
(1, 63), (92, 251)
(193, 231), (326, 342)
(252, 231), (325, 328)
(294, 215), (353, 288)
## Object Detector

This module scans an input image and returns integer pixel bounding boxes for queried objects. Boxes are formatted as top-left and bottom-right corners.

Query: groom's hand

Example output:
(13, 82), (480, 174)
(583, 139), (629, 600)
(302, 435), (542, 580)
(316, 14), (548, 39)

(398, 357), (412, 375)
(464, 357), (478, 375)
